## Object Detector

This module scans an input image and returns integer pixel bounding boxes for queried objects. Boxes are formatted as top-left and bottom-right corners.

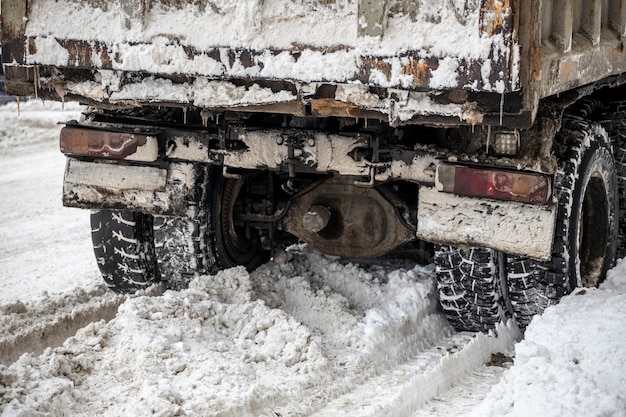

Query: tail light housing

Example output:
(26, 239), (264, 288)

(436, 163), (551, 204)
(60, 127), (159, 162)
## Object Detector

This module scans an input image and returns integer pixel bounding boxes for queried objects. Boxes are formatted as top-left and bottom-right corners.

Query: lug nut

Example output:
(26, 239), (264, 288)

(303, 205), (331, 233)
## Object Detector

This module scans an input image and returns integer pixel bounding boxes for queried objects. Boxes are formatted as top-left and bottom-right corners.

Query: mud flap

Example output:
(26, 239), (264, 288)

(63, 158), (200, 216)
(417, 187), (556, 260)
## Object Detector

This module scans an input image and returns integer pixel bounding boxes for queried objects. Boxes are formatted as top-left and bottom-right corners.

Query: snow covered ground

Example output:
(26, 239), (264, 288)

(0, 102), (625, 417)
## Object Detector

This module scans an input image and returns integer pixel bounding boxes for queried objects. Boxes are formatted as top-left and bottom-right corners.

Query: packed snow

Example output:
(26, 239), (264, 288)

(1, 101), (625, 417)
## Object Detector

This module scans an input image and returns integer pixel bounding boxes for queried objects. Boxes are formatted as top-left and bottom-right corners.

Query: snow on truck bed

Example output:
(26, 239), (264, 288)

(15, 0), (518, 124)
(25, 0), (516, 89)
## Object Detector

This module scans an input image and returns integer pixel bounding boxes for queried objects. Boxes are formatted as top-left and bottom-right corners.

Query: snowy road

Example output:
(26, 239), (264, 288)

(1, 102), (625, 417)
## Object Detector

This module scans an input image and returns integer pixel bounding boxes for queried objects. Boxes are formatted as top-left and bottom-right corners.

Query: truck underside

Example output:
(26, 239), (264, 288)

(3, 0), (626, 331)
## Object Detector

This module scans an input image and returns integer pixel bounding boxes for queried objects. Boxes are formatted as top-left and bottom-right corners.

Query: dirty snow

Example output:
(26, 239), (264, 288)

(1, 102), (626, 417)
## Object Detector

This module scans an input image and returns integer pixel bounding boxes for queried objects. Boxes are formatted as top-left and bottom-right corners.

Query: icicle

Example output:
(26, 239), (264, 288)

(486, 125), (491, 155)
(34, 65), (40, 100)
(52, 81), (67, 110)
(499, 91), (505, 126)
(200, 109), (211, 128)
(183, 107), (188, 125)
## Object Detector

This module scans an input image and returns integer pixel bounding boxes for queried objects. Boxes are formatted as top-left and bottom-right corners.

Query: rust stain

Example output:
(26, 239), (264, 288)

(231, 101), (307, 117)
(27, 38), (118, 69)
(559, 60), (573, 75)
(400, 58), (439, 86)
(113, 51), (122, 65)
(533, 46), (542, 81)
(99, 47), (112, 67)
(28, 38), (38, 56)
(363, 58), (393, 82)
(480, 0), (511, 36)
(2, 0), (29, 63)
(310, 99), (368, 118)
(64, 39), (94, 68)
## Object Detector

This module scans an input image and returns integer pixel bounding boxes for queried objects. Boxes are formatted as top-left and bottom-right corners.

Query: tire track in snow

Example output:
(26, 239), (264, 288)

(0, 286), (136, 365)
(309, 321), (521, 417)
(1, 246), (520, 416)
(410, 363), (511, 416)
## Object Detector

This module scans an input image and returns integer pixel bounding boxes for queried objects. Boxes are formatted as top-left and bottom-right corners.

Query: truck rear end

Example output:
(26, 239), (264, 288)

(3, 0), (626, 331)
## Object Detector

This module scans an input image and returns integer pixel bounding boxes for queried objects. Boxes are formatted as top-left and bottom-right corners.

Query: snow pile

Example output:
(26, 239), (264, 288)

(0, 247), (446, 417)
(472, 269), (626, 417)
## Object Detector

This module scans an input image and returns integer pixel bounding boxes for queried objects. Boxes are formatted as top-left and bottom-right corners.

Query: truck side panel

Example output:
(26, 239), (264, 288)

(3, 0), (523, 126)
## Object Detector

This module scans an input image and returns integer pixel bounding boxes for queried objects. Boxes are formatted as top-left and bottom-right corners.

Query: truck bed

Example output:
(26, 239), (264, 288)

(2, 0), (626, 128)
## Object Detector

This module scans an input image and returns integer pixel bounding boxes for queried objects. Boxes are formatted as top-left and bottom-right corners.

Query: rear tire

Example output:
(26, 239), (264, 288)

(434, 246), (510, 332)
(153, 166), (214, 290)
(153, 166), (269, 289)
(91, 210), (161, 293)
(599, 99), (626, 258)
(506, 116), (618, 329)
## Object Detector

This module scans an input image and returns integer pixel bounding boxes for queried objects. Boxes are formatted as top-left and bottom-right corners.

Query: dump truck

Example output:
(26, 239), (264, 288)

(2, 0), (625, 331)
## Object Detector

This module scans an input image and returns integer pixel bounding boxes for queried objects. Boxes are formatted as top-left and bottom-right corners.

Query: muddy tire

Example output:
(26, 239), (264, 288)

(153, 166), (214, 290)
(434, 246), (510, 332)
(91, 210), (161, 293)
(153, 215), (213, 290)
(507, 116), (618, 329)
(599, 99), (626, 258)
(153, 166), (268, 289)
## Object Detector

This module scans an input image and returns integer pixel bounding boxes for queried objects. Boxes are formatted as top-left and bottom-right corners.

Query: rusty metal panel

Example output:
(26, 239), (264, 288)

(310, 99), (384, 119)
(2, 65), (37, 96)
(537, 0), (626, 98)
(609, 0), (626, 37)
(581, 0), (602, 45)
(551, 0), (574, 52)
(1, 0), (29, 64)
(480, 0), (512, 35)
(16, 0), (520, 92)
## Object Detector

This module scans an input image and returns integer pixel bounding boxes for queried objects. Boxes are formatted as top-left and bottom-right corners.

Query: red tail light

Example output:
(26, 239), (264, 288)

(436, 163), (551, 204)
(60, 127), (158, 162)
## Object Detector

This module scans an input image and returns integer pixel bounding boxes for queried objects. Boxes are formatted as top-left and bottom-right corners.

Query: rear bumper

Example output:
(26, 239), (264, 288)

(62, 158), (198, 216)
(63, 157), (558, 260)
(417, 187), (556, 260)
